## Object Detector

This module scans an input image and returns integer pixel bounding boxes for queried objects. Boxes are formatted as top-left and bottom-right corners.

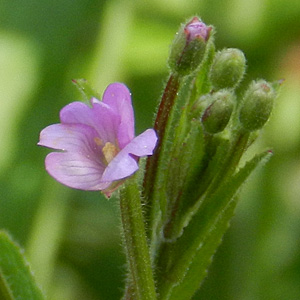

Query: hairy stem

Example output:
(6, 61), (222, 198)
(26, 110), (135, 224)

(143, 73), (180, 202)
(120, 176), (157, 300)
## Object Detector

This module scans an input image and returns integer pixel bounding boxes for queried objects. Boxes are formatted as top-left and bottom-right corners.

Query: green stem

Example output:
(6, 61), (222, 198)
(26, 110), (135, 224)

(143, 73), (180, 201)
(120, 176), (157, 300)
(142, 73), (182, 256)
(205, 130), (250, 196)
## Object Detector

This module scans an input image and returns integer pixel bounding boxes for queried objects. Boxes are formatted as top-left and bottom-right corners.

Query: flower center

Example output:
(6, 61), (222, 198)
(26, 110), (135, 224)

(102, 142), (119, 164)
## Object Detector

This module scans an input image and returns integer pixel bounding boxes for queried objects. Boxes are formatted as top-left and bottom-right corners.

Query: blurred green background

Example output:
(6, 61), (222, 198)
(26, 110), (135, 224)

(1, 0), (300, 299)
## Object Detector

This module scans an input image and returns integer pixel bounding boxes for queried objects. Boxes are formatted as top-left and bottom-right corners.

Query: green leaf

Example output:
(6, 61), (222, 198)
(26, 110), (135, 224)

(163, 120), (205, 240)
(166, 200), (236, 300)
(195, 40), (215, 98)
(183, 136), (231, 206)
(0, 231), (44, 300)
(157, 150), (272, 300)
(72, 78), (102, 102)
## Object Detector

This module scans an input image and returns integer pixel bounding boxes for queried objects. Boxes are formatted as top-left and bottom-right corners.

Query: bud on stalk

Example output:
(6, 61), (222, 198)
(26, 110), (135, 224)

(168, 17), (212, 76)
(210, 48), (246, 90)
(239, 80), (277, 131)
(201, 90), (234, 134)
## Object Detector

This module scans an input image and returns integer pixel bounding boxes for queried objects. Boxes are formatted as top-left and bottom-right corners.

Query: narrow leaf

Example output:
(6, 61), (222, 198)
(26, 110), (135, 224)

(195, 40), (215, 98)
(167, 200), (236, 300)
(164, 120), (205, 240)
(0, 231), (44, 300)
(158, 150), (272, 300)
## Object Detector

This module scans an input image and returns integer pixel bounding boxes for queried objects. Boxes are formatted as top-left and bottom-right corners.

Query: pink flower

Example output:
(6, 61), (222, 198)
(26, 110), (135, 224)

(38, 83), (157, 197)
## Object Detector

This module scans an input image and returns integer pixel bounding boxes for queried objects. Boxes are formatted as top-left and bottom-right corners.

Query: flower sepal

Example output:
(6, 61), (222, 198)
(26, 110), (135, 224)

(102, 179), (125, 198)
(72, 78), (102, 102)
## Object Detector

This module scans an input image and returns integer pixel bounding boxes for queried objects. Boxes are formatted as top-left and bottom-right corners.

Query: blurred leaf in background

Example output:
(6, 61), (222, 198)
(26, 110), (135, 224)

(1, 0), (300, 299)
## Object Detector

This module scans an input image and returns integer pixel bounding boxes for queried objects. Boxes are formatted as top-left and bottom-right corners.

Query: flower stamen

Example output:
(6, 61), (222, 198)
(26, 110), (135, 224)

(102, 142), (119, 164)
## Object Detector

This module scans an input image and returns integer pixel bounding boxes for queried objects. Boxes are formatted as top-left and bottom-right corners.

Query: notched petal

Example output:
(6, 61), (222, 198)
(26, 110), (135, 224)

(103, 83), (135, 147)
(60, 101), (92, 124)
(123, 129), (158, 156)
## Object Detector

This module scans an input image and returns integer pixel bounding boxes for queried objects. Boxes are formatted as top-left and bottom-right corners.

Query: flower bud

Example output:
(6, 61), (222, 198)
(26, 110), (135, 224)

(191, 94), (211, 118)
(168, 17), (212, 76)
(209, 48), (246, 90)
(239, 80), (277, 132)
(201, 90), (234, 134)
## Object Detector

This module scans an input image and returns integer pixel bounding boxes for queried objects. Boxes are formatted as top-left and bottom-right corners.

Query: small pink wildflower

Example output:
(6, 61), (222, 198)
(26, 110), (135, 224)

(38, 83), (157, 197)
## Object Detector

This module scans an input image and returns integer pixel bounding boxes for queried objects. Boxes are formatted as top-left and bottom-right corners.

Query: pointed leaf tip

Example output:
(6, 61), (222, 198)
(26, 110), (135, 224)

(0, 232), (44, 300)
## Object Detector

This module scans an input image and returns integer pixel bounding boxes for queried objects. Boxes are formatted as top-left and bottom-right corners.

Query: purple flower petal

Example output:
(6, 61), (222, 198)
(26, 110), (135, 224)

(101, 129), (157, 182)
(185, 17), (211, 42)
(59, 101), (93, 124)
(38, 123), (101, 154)
(101, 150), (138, 182)
(122, 129), (158, 156)
(45, 152), (110, 190)
(60, 101), (120, 144)
(102, 83), (135, 148)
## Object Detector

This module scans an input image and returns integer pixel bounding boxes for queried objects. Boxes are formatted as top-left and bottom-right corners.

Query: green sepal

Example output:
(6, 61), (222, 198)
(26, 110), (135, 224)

(0, 231), (44, 300)
(169, 37), (207, 76)
(72, 78), (102, 102)
(157, 150), (272, 300)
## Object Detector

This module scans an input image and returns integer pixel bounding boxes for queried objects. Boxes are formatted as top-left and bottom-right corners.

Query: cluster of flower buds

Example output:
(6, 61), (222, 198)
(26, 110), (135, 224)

(168, 17), (278, 136)
(198, 47), (277, 135)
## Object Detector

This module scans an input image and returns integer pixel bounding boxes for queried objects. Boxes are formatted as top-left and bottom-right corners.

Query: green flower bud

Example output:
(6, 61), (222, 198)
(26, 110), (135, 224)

(201, 90), (234, 134)
(168, 17), (212, 76)
(239, 80), (277, 132)
(210, 48), (246, 90)
(191, 94), (211, 118)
